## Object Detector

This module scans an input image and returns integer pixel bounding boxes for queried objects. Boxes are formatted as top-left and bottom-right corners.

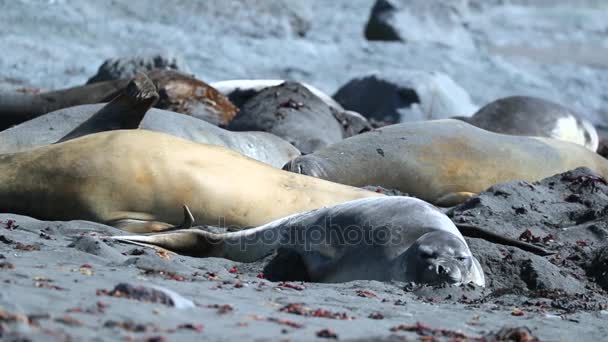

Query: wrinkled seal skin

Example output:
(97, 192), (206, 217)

(0, 130), (380, 232)
(0, 69), (236, 129)
(456, 96), (599, 151)
(0, 104), (300, 168)
(113, 197), (485, 286)
(284, 119), (608, 207)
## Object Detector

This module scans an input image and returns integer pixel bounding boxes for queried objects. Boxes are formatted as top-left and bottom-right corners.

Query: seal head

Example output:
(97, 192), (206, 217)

(400, 231), (474, 285)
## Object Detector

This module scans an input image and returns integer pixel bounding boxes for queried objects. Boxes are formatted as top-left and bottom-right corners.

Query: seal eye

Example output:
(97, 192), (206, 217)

(420, 251), (435, 259)
(455, 256), (468, 262)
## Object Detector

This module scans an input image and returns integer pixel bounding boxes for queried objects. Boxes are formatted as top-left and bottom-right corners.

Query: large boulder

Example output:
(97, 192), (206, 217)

(333, 71), (477, 125)
(87, 53), (191, 84)
(364, 0), (475, 50)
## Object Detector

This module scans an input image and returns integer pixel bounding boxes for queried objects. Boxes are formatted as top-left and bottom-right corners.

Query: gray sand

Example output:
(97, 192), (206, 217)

(1, 1), (608, 341)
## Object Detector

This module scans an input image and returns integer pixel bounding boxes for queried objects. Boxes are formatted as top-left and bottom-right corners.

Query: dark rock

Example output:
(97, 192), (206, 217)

(333, 71), (477, 124)
(87, 53), (190, 84)
(363, 0), (475, 50)
(227, 81), (344, 153)
(587, 246), (608, 291)
(451, 167), (608, 293)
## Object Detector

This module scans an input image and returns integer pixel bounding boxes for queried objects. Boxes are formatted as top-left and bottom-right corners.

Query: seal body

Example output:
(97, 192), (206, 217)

(284, 119), (608, 206)
(226, 82), (344, 154)
(210, 79), (344, 111)
(0, 104), (300, 168)
(114, 197), (485, 286)
(0, 130), (380, 231)
(460, 96), (599, 151)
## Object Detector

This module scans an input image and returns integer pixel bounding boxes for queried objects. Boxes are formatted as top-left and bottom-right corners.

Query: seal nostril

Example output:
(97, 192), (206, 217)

(437, 264), (447, 275)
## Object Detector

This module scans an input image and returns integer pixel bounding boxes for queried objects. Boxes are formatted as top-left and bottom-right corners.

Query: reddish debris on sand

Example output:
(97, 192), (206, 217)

(97, 283), (179, 307)
(54, 316), (84, 327)
(228, 266), (239, 274)
(0, 262), (15, 269)
(280, 303), (355, 320)
(266, 317), (305, 329)
(316, 329), (339, 339)
(278, 282), (305, 291)
(356, 290), (377, 298)
(206, 304), (234, 315)
(34, 277), (64, 291)
(368, 313), (384, 320)
(518, 229), (554, 245)
(4, 219), (16, 230)
(256, 273), (266, 279)
(576, 240), (589, 247)
(141, 269), (186, 282)
(205, 272), (220, 280)
(234, 282), (244, 288)
(511, 308), (525, 316)
(14, 243), (40, 251)
(390, 322), (469, 339)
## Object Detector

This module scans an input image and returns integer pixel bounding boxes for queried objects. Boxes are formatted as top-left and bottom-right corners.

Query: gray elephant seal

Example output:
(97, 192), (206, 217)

(284, 119), (608, 206)
(0, 104), (300, 168)
(456, 96), (599, 151)
(0, 129), (380, 232)
(210, 79), (344, 111)
(226, 81), (344, 153)
(0, 70), (237, 130)
(113, 197), (485, 286)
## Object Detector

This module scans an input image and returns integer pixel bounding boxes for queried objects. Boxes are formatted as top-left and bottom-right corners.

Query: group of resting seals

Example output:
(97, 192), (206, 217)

(0, 71), (606, 287)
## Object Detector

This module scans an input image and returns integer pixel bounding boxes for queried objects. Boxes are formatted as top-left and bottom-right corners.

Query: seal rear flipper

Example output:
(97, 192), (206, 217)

(56, 72), (159, 143)
(435, 192), (476, 207)
(111, 229), (225, 258)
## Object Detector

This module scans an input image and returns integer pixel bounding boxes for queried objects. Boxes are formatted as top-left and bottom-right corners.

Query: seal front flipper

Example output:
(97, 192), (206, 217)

(435, 192), (476, 207)
(56, 72), (159, 143)
(108, 205), (195, 233)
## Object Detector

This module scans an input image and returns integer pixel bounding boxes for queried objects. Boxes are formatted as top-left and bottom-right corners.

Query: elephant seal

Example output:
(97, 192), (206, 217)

(0, 70), (237, 129)
(58, 73), (159, 143)
(455, 96), (599, 151)
(0, 129), (380, 232)
(226, 82), (344, 153)
(113, 197), (485, 286)
(210, 79), (343, 110)
(284, 119), (608, 207)
(0, 104), (300, 168)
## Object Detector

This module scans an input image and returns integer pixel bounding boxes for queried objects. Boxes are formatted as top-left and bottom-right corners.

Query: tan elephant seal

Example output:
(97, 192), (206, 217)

(0, 104), (300, 168)
(0, 130), (381, 232)
(284, 119), (608, 207)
